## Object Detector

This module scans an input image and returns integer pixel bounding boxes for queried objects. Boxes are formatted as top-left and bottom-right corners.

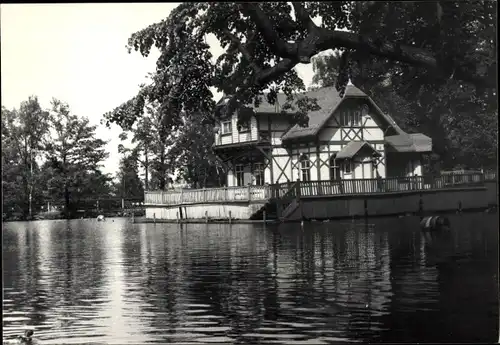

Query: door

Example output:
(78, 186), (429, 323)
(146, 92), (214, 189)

(363, 161), (374, 179)
(363, 161), (374, 192)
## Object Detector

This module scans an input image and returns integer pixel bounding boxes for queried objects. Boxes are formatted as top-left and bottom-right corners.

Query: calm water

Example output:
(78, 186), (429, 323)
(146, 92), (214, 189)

(3, 213), (498, 344)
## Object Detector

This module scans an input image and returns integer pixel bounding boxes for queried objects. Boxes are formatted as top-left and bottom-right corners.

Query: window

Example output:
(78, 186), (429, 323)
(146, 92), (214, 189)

(340, 110), (362, 126)
(238, 121), (250, 132)
(329, 154), (341, 180)
(235, 164), (245, 186)
(342, 160), (352, 174)
(300, 154), (311, 181)
(253, 163), (265, 186)
(341, 111), (349, 126)
(352, 110), (361, 126)
(221, 120), (232, 134)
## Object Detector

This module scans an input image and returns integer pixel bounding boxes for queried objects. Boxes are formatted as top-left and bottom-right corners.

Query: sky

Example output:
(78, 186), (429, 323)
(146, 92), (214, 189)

(1, 3), (317, 176)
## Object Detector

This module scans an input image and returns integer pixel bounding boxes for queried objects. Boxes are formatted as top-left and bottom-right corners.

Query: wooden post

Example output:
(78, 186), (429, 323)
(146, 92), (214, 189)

(229, 210), (232, 224)
(121, 198), (125, 209)
(276, 185), (282, 219)
(180, 189), (184, 204)
(153, 213), (156, 223)
(295, 178), (301, 201)
(248, 184), (251, 201)
(418, 195), (424, 219)
(176, 211), (179, 223)
(205, 210), (208, 223)
(295, 179), (303, 221)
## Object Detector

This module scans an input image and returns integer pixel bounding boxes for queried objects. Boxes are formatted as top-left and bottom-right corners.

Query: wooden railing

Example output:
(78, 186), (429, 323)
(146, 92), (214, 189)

(145, 172), (495, 206)
(298, 173), (488, 197)
(145, 185), (270, 205)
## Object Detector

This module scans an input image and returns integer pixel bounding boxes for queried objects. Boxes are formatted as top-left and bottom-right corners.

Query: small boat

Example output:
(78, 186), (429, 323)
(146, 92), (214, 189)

(97, 215), (105, 221)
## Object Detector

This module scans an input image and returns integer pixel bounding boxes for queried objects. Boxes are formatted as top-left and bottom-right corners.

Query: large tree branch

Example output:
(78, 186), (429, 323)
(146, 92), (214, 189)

(240, 3), (492, 88)
(241, 3), (297, 59)
(292, 2), (317, 32)
(314, 28), (492, 87)
(222, 29), (262, 74)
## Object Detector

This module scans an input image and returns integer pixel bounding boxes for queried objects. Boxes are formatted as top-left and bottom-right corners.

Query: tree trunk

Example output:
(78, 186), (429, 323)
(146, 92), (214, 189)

(144, 147), (149, 191)
(62, 155), (70, 219)
(159, 154), (166, 190)
(158, 130), (167, 190)
(64, 183), (70, 219)
(22, 145), (30, 219)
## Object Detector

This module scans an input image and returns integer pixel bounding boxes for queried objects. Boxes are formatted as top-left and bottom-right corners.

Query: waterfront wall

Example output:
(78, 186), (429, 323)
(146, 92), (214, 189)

(145, 202), (265, 220)
(143, 173), (496, 222)
(285, 187), (491, 221)
(485, 181), (498, 205)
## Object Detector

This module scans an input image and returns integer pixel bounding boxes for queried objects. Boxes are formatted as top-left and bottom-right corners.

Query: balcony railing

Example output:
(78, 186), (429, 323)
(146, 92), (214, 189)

(145, 185), (270, 205)
(144, 172), (495, 206)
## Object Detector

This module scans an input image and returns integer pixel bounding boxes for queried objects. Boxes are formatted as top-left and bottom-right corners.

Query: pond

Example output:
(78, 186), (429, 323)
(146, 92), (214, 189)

(3, 213), (498, 344)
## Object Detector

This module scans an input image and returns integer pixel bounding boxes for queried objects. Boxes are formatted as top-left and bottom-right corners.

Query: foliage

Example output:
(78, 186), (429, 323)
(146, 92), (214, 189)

(1, 98), (50, 218)
(116, 101), (179, 190)
(104, 1), (495, 135)
(43, 99), (110, 217)
(114, 150), (145, 198)
(311, 1), (497, 169)
(167, 114), (225, 188)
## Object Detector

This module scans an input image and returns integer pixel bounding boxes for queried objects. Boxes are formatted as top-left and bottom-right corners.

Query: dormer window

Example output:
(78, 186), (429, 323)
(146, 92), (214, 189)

(221, 120), (232, 135)
(340, 109), (362, 126)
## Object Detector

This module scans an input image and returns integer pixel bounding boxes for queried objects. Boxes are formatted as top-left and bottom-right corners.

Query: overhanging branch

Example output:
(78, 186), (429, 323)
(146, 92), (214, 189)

(241, 3), (493, 88)
(241, 3), (297, 59)
(222, 29), (262, 74)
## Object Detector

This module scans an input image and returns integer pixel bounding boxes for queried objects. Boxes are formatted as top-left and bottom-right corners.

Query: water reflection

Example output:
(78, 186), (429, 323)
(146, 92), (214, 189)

(3, 214), (498, 343)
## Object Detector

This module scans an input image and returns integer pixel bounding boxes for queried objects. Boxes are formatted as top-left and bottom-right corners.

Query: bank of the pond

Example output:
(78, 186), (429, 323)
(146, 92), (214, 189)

(135, 205), (496, 225)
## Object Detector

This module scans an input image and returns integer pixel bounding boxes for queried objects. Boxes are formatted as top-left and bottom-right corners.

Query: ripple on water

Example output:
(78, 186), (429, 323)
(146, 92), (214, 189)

(2, 218), (498, 343)
(193, 336), (235, 343)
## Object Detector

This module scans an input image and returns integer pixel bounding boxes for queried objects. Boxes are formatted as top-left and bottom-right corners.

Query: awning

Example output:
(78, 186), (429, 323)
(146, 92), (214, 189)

(336, 141), (380, 159)
(385, 133), (432, 152)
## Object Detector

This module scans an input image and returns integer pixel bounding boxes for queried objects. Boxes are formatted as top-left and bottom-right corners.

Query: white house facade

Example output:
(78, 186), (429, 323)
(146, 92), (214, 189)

(213, 83), (432, 187)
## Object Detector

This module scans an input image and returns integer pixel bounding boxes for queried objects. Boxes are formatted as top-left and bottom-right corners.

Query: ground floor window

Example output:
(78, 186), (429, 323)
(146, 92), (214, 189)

(253, 163), (265, 186)
(235, 164), (244, 186)
(342, 159), (352, 174)
(300, 154), (311, 181)
(329, 154), (341, 180)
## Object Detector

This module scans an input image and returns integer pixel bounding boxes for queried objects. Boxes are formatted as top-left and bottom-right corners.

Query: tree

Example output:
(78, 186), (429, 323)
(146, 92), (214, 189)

(116, 100), (180, 190)
(44, 99), (109, 218)
(167, 114), (225, 188)
(311, 6), (497, 170)
(104, 1), (495, 135)
(1, 98), (50, 219)
(114, 150), (145, 199)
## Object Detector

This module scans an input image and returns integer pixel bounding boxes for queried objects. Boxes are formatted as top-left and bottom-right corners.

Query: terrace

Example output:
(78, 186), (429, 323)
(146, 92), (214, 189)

(144, 172), (495, 207)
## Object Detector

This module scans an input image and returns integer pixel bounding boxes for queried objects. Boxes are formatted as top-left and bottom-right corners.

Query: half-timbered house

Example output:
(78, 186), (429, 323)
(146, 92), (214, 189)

(213, 82), (433, 187)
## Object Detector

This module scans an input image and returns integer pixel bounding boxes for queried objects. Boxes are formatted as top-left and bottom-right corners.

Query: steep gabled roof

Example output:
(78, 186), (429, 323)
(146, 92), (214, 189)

(281, 84), (405, 141)
(385, 133), (433, 152)
(336, 141), (381, 159)
(216, 84), (405, 140)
